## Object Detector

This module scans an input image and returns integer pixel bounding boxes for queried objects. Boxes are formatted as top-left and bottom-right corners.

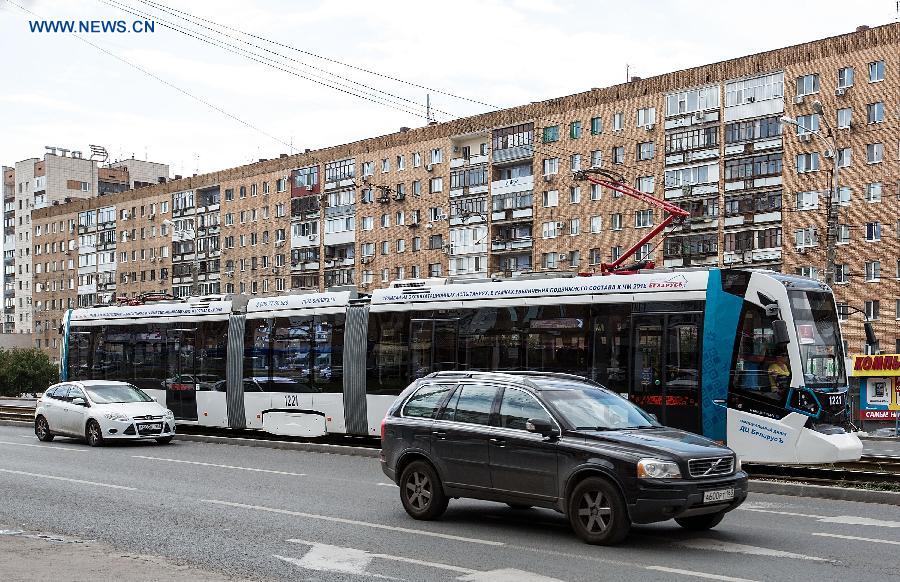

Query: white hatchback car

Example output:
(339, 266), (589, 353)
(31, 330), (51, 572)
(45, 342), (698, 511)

(35, 381), (176, 446)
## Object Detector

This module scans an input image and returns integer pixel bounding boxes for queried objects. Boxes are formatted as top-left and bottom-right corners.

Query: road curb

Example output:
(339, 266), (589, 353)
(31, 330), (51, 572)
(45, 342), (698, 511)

(173, 433), (380, 458)
(750, 480), (900, 505)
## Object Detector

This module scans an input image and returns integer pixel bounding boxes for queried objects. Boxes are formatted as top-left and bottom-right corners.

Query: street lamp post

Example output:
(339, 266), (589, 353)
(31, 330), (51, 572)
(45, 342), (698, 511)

(781, 102), (839, 287)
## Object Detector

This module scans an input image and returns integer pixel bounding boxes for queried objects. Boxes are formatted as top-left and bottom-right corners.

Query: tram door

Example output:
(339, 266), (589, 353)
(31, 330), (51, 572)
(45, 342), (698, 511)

(630, 313), (701, 433)
(165, 327), (199, 421)
(409, 319), (459, 379)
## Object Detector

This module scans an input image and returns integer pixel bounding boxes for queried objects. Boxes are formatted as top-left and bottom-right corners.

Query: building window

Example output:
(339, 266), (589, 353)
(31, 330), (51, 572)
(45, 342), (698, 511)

(838, 186), (852, 206)
(837, 148), (852, 168)
(397, 155), (405, 171)
(868, 60), (885, 82)
(796, 152), (820, 173)
(796, 191), (819, 210)
(569, 218), (580, 235)
(834, 264), (849, 284)
(636, 141), (655, 161)
(635, 210), (653, 228)
(837, 66), (854, 88)
(612, 147), (624, 164)
(590, 184), (601, 200)
(381, 158), (390, 173)
(837, 224), (850, 244)
(637, 243), (652, 261)
(865, 261), (881, 282)
(611, 246), (622, 261)
(541, 222), (559, 239)
(795, 114), (819, 134)
(613, 112), (624, 131)
(362, 161), (374, 177)
(636, 107), (656, 127)
(866, 221), (882, 241)
(428, 263), (442, 277)
(590, 215), (602, 233)
(590, 116), (602, 135)
(542, 252), (558, 269)
(796, 74), (820, 96)
(668, 85), (720, 114)
(570, 154), (581, 171)
(569, 186), (581, 204)
(837, 107), (852, 128)
(867, 143), (883, 164)
(542, 190), (558, 208)
(590, 150), (602, 168)
(867, 102), (885, 124)
(429, 177), (443, 193)
(795, 227), (818, 248)
(865, 300), (880, 320)
(542, 158), (559, 175)
(569, 121), (582, 139)
(430, 149), (443, 164)
(866, 182), (882, 203)
(542, 126), (560, 143)
(611, 213), (623, 231)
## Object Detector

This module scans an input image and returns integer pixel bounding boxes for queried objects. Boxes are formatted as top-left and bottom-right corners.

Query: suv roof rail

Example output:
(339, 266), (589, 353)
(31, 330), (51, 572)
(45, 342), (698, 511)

(424, 370), (600, 388)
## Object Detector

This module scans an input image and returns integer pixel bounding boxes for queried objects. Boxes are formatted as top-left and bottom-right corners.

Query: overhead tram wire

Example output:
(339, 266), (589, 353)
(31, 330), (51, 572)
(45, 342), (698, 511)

(136, 0), (501, 111)
(4, 0), (296, 154)
(106, 0), (454, 120)
(99, 0), (442, 121)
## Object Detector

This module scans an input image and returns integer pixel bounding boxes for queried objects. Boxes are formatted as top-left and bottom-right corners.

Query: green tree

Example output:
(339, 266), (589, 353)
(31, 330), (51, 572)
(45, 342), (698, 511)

(0, 348), (58, 397)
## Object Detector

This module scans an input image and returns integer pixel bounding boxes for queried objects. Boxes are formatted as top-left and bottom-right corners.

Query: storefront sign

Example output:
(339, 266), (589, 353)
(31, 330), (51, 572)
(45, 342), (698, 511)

(851, 354), (900, 421)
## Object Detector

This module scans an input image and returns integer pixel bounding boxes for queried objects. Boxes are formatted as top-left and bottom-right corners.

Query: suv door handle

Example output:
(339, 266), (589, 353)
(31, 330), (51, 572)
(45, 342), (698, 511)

(489, 437), (506, 446)
(432, 431), (447, 439)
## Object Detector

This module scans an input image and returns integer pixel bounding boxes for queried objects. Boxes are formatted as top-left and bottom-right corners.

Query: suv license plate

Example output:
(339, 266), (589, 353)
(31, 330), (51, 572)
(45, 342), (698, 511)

(703, 488), (735, 503)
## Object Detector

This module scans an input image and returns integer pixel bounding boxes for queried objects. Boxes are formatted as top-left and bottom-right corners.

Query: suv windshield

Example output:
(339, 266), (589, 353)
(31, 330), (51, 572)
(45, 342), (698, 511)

(85, 384), (154, 404)
(788, 290), (846, 390)
(542, 387), (659, 430)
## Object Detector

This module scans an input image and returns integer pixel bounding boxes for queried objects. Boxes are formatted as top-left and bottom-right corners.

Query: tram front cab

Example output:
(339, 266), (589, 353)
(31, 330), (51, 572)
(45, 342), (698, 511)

(724, 276), (863, 464)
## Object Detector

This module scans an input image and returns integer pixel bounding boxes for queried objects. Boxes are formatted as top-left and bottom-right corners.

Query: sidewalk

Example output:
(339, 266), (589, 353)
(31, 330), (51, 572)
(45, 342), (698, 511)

(0, 529), (238, 582)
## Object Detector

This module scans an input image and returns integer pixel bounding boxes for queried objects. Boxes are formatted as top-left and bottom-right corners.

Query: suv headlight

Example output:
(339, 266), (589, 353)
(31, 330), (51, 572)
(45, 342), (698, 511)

(734, 455), (742, 473)
(103, 411), (130, 421)
(637, 458), (682, 479)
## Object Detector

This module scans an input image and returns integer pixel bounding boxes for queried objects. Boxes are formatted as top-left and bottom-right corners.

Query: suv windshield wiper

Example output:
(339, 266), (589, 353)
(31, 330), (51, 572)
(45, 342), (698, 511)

(573, 426), (618, 431)
(623, 425), (659, 429)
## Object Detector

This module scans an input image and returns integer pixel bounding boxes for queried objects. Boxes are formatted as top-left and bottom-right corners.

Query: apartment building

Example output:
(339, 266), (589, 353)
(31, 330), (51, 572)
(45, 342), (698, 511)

(4, 150), (169, 332)
(28, 22), (900, 361)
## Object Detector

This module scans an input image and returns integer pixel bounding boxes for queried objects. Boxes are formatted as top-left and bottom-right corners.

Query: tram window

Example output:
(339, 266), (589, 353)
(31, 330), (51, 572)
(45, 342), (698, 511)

(367, 310), (414, 395)
(194, 321), (228, 390)
(244, 318), (273, 385)
(524, 305), (591, 372)
(731, 303), (790, 400)
(591, 304), (631, 393)
(665, 319), (701, 401)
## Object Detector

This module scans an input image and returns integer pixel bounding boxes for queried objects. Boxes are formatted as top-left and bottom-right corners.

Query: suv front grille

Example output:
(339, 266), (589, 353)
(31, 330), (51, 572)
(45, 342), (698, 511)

(688, 456), (734, 478)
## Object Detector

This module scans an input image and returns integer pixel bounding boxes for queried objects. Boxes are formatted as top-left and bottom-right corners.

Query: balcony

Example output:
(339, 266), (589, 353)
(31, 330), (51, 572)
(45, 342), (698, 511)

(324, 230), (354, 246)
(450, 153), (489, 169)
(491, 208), (533, 222)
(492, 238), (533, 252)
(493, 144), (533, 164)
(491, 176), (534, 196)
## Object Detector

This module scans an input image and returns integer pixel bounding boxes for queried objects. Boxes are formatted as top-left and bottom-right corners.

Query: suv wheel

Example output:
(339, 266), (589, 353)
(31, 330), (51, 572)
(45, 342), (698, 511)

(675, 510), (726, 531)
(567, 477), (630, 545)
(399, 460), (448, 520)
(85, 420), (104, 447)
(35, 416), (54, 442)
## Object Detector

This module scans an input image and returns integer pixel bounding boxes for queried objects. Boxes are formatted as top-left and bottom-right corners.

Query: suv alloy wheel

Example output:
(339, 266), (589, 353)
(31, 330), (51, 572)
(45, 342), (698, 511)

(399, 460), (448, 520)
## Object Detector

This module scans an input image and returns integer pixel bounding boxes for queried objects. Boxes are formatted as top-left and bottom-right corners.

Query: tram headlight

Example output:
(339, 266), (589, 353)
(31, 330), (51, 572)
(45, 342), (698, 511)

(637, 458), (682, 479)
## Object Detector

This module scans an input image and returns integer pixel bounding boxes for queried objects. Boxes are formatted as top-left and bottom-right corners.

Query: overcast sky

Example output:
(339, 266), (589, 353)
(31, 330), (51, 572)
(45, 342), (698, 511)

(1, 0), (898, 175)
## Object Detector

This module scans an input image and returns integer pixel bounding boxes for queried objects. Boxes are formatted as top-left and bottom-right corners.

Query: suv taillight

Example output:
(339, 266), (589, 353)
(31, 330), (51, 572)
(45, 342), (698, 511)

(380, 418), (386, 440)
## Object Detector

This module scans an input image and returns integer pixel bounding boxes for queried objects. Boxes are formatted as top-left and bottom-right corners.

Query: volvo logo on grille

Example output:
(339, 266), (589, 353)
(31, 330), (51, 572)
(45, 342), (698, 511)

(703, 458), (725, 476)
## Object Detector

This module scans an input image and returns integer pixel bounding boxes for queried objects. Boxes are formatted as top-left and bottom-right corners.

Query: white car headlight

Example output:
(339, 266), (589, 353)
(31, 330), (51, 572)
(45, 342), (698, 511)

(637, 458), (682, 479)
(103, 411), (130, 421)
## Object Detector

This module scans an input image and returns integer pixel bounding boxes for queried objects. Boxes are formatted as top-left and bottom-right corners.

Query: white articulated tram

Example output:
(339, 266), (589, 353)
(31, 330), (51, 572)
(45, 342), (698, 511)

(61, 268), (862, 464)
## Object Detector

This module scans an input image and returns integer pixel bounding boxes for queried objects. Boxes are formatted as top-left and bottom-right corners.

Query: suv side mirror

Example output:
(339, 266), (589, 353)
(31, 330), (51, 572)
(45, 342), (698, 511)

(71, 397), (88, 407)
(525, 418), (557, 438)
(773, 320), (790, 345)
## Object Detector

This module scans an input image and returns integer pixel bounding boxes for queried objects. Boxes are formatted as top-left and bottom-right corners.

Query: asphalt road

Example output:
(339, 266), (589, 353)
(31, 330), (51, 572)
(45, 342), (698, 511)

(0, 424), (899, 582)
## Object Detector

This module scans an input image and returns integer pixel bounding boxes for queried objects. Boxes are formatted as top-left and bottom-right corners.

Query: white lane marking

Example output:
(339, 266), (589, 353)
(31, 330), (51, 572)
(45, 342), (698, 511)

(0, 468), (138, 491)
(376, 482), (394, 486)
(284, 540), (564, 581)
(202, 499), (504, 546)
(287, 538), (476, 575)
(739, 507), (900, 528)
(0, 440), (88, 452)
(677, 538), (828, 561)
(644, 566), (760, 582)
(812, 532), (900, 546)
(133, 455), (306, 477)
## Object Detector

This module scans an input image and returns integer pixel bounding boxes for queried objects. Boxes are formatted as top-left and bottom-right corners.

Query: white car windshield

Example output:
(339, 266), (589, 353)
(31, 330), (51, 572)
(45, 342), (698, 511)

(85, 384), (154, 404)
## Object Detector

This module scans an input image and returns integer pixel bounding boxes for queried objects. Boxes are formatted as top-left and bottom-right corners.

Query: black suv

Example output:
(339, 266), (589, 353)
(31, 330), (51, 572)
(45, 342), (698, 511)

(380, 371), (748, 545)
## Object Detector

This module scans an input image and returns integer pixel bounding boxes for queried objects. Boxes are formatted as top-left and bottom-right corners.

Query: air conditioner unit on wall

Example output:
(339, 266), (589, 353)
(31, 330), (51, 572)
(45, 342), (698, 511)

(794, 95), (805, 105)
(835, 87), (846, 96)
